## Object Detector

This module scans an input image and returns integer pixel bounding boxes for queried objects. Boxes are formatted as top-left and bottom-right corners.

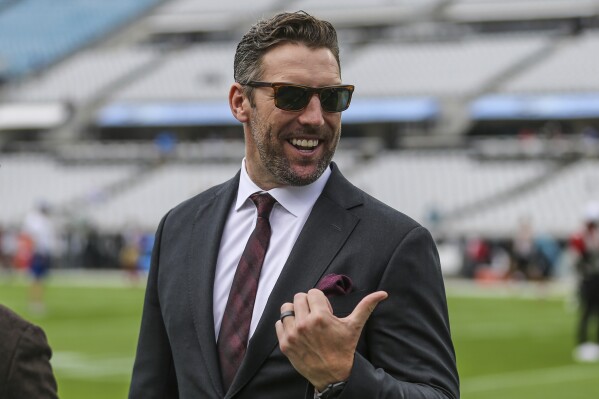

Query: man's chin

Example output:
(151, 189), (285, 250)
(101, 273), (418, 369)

(284, 164), (327, 186)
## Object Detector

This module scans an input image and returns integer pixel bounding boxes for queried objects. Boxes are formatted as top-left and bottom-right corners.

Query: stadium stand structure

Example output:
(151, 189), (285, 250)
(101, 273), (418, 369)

(85, 162), (241, 231)
(351, 150), (557, 231)
(342, 35), (550, 98)
(0, 0), (164, 80)
(110, 43), (235, 101)
(0, 153), (137, 227)
(499, 30), (599, 93)
(447, 158), (599, 237)
(143, 0), (283, 35)
(4, 48), (160, 103)
(1, 0), (599, 249)
(443, 0), (599, 23)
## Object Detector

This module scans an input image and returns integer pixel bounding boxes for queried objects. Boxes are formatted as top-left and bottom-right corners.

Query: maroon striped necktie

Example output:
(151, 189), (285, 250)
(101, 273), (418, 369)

(217, 192), (277, 391)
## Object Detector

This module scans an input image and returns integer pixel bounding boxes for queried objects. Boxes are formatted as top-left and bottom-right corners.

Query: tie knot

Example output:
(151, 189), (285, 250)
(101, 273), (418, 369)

(250, 192), (276, 219)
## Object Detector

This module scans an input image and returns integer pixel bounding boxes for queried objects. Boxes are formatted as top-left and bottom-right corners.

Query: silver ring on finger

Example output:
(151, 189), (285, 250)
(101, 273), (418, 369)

(280, 310), (295, 321)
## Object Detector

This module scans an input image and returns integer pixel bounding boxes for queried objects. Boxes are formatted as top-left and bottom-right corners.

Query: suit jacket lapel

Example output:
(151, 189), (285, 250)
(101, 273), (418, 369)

(187, 172), (240, 398)
(228, 164), (363, 397)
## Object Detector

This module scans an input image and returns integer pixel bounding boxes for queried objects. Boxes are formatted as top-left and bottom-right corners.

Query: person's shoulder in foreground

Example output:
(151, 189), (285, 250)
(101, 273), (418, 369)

(0, 304), (58, 399)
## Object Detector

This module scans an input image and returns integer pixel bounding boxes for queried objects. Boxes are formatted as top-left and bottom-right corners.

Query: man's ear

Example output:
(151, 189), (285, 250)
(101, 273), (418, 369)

(229, 83), (249, 123)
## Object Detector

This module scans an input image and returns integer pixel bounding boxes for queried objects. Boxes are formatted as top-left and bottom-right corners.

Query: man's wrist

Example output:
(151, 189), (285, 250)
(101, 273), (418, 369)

(314, 381), (347, 399)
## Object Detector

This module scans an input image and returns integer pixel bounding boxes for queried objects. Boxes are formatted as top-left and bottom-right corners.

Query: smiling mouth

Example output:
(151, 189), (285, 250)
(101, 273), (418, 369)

(289, 138), (320, 151)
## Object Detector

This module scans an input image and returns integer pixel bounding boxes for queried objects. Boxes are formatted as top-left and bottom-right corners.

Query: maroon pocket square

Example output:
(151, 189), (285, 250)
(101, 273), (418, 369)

(316, 274), (353, 297)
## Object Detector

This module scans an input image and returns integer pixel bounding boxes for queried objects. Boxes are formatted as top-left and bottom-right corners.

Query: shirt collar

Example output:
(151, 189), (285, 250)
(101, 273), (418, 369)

(236, 158), (331, 217)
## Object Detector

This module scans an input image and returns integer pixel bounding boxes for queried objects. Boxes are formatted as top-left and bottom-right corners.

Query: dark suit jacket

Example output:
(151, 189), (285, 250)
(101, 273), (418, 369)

(129, 163), (459, 399)
(0, 305), (58, 399)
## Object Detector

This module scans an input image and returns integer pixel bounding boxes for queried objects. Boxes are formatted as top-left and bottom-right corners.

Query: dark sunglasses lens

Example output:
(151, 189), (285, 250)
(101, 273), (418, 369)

(275, 85), (310, 111)
(320, 88), (352, 112)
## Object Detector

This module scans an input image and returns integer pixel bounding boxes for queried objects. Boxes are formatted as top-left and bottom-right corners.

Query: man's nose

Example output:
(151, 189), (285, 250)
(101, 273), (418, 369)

(297, 94), (325, 127)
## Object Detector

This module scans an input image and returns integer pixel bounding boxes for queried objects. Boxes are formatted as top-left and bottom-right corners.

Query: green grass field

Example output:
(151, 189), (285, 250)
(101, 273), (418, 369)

(1, 274), (598, 399)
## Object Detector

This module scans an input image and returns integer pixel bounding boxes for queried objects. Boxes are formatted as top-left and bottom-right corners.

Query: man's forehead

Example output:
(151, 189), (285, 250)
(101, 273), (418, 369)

(260, 43), (340, 81)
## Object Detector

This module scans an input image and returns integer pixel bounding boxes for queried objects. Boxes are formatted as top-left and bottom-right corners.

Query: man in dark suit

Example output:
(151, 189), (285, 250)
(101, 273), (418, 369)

(0, 304), (58, 399)
(129, 11), (459, 399)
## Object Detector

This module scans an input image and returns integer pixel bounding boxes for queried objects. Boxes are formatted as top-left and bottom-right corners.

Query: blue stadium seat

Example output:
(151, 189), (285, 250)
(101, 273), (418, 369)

(0, 0), (162, 80)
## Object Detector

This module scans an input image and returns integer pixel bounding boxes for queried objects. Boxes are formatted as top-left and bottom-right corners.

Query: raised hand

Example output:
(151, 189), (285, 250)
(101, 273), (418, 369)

(275, 288), (388, 391)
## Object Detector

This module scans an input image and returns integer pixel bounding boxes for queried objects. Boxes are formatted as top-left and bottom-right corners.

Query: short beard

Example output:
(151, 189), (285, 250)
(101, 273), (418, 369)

(250, 116), (339, 186)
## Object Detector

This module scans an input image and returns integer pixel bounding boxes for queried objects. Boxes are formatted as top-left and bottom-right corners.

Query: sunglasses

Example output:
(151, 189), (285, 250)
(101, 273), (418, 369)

(242, 81), (355, 113)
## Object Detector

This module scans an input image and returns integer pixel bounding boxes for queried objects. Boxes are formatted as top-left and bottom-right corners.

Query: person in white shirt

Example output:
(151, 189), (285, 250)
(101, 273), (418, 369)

(22, 202), (57, 312)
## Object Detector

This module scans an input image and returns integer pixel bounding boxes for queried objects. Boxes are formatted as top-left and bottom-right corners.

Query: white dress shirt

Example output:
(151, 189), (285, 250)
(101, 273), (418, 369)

(213, 159), (331, 340)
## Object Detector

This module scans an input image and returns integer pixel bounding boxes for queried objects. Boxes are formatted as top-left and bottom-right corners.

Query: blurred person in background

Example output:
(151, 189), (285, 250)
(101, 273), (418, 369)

(462, 235), (491, 278)
(0, 304), (58, 399)
(21, 202), (58, 313)
(118, 227), (142, 285)
(130, 11), (458, 399)
(510, 217), (537, 280)
(0, 225), (11, 274)
(570, 202), (599, 362)
(508, 218), (558, 284)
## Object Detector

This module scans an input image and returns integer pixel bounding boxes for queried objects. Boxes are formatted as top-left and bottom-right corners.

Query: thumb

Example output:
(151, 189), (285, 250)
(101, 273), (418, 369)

(346, 291), (388, 328)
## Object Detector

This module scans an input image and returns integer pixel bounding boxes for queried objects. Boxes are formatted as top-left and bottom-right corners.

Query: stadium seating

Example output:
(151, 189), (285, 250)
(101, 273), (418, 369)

(0, 0), (162, 79)
(109, 43), (236, 101)
(4, 48), (160, 104)
(448, 159), (599, 237)
(444, 0), (599, 22)
(342, 34), (549, 97)
(350, 150), (554, 228)
(85, 162), (241, 231)
(145, 0), (281, 34)
(280, 0), (442, 27)
(499, 31), (599, 93)
(1, 0), (599, 244)
(0, 153), (136, 227)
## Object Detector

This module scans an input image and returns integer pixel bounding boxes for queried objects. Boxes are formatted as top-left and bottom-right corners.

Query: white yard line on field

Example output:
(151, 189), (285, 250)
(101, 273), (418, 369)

(52, 351), (134, 379)
(445, 278), (576, 300)
(461, 364), (599, 394)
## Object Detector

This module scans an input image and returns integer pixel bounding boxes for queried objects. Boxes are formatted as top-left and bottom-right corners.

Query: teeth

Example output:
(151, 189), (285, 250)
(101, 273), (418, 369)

(290, 138), (319, 148)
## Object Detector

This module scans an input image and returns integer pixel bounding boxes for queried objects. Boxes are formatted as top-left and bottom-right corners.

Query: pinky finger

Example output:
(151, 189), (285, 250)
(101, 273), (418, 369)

(275, 320), (285, 341)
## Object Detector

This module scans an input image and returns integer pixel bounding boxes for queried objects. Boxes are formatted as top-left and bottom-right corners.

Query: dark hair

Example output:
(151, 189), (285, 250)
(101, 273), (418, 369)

(234, 11), (340, 100)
